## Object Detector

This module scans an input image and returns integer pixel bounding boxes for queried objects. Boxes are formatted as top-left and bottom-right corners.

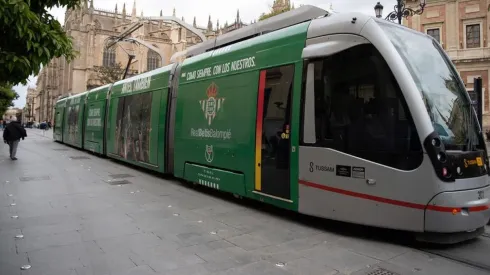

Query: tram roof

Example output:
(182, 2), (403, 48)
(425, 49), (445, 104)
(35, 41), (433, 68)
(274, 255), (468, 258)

(179, 11), (415, 67)
(55, 97), (68, 103)
(112, 63), (174, 87)
(306, 11), (410, 39)
(86, 83), (112, 102)
(88, 83), (112, 93)
(181, 5), (329, 59)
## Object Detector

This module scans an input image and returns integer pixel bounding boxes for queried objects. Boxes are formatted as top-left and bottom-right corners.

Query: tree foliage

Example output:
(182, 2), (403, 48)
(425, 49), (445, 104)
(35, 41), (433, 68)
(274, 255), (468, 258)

(259, 2), (294, 21)
(0, 84), (20, 117)
(0, 0), (81, 85)
(0, 0), (81, 113)
(92, 63), (125, 86)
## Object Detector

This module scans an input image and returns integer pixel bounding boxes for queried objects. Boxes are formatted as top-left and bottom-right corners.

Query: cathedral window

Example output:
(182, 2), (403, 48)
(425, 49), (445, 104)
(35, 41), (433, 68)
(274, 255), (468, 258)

(103, 46), (116, 67)
(147, 48), (160, 71)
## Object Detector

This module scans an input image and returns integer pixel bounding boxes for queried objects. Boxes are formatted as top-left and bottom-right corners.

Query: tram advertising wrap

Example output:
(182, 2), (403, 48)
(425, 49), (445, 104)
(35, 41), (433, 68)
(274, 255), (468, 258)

(53, 6), (490, 244)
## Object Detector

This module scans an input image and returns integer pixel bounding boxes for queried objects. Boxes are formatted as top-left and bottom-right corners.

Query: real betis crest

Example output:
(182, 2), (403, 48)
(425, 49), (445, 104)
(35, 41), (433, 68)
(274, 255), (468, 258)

(205, 145), (214, 163)
(199, 83), (225, 126)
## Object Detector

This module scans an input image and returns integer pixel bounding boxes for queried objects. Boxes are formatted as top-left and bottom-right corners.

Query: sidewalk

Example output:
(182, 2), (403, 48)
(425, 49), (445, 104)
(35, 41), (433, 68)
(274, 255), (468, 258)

(0, 129), (488, 275)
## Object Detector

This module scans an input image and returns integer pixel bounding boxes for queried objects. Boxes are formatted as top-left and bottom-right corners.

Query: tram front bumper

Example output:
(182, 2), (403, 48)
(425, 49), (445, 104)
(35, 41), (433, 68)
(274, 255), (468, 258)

(424, 185), (490, 233)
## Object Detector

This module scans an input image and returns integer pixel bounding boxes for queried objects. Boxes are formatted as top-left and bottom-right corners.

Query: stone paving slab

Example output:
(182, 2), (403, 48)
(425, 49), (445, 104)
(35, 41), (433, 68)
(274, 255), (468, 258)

(0, 129), (488, 275)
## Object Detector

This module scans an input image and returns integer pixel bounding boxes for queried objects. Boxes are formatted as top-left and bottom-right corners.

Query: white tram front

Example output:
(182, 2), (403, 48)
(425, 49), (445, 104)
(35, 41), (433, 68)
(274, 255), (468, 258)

(298, 12), (490, 243)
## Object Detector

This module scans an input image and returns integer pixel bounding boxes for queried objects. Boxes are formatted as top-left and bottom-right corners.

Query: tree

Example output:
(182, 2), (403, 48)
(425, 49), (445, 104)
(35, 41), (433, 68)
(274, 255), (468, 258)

(0, 0), (80, 86)
(0, 0), (80, 112)
(259, 2), (295, 21)
(92, 63), (126, 87)
(0, 85), (20, 117)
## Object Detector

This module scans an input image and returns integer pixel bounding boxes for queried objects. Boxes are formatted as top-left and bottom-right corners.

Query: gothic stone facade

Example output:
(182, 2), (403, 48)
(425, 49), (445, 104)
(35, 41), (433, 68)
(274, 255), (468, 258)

(31, 0), (246, 123)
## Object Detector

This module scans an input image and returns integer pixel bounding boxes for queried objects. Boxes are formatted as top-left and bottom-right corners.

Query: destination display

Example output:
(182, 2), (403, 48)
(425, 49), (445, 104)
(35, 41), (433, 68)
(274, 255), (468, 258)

(121, 76), (152, 94)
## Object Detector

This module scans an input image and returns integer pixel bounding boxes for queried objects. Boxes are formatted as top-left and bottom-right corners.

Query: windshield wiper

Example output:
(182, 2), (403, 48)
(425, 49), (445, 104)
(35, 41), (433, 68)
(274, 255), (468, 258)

(466, 102), (476, 151)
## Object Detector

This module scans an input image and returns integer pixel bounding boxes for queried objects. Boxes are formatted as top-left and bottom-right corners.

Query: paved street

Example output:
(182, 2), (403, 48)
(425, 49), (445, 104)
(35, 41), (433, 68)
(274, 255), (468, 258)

(0, 129), (488, 275)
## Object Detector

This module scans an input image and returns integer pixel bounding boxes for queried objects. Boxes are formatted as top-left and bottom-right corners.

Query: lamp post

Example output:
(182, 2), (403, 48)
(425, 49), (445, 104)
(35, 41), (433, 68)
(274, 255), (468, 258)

(29, 97), (34, 123)
(374, 0), (426, 25)
(25, 103), (30, 122)
(374, 2), (384, 18)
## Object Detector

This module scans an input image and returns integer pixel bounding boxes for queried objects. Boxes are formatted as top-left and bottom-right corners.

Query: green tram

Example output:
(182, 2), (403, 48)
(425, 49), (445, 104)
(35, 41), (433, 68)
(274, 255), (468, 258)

(54, 6), (490, 243)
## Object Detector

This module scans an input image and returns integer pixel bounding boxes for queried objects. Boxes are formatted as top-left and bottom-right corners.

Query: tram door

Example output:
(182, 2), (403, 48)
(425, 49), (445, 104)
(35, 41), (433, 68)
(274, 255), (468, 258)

(255, 65), (294, 200)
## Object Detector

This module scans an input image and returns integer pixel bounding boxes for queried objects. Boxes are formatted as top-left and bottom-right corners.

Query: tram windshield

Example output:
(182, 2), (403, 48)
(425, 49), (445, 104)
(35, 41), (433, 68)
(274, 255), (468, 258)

(378, 21), (480, 151)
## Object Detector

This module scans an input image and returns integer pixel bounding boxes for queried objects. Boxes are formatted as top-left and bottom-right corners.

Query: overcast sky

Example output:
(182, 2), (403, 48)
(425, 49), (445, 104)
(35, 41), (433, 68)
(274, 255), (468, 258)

(13, 0), (397, 108)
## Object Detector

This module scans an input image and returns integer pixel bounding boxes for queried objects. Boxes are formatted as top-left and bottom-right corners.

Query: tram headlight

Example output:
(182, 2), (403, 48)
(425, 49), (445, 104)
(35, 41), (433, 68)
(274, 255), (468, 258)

(437, 152), (447, 163)
(456, 166), (463, 175)
(431, 138), (441, 147)
(424, 131), (455, 182)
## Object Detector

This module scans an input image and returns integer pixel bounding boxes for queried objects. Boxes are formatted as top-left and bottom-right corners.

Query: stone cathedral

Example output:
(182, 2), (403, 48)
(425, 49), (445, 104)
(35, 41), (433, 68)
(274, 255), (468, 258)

(27, 0), (248, 123)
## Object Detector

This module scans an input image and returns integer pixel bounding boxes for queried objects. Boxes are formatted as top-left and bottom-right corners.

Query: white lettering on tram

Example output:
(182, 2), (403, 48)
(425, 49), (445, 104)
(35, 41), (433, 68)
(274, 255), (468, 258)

(71, 97), (81, 104)
(87, 108), (102, 127)
(185, 56), (256, 81)
(121, 76), (152, 94)
(88, 108), (100, 117)
(86, 118), (102, 127)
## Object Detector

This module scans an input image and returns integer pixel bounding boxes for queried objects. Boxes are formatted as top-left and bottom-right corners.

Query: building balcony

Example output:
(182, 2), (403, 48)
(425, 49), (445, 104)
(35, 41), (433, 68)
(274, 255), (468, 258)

(446, 47), (490, 62)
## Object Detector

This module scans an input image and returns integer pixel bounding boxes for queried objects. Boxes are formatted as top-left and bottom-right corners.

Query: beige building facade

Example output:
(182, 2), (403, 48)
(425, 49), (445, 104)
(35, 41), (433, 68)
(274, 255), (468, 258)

(24, 87), (36, 122)
(30, 0), (247, 123)
(404, 0), (490, 126)
(272, 0), (294, 12)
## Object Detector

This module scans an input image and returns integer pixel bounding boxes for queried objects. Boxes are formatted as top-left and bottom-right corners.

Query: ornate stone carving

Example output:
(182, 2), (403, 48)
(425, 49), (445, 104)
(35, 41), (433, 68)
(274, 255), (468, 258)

(94, 19), (102, 30)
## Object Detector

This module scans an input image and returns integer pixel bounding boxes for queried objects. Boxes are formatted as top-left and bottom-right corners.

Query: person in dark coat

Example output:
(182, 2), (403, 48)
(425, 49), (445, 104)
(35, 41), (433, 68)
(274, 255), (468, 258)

(3, 117), (27, 160)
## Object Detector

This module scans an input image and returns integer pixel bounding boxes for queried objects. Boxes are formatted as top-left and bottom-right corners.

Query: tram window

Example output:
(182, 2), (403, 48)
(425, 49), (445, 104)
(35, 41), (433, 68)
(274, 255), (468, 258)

(300, 44), (423, 170)
(114, 92), (153, 163)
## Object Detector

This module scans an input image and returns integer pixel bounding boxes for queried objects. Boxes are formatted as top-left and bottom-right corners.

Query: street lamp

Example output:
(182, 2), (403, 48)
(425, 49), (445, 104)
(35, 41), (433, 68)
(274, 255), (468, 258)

(374, 2), (384, 18)
(374, 0), (426, 25)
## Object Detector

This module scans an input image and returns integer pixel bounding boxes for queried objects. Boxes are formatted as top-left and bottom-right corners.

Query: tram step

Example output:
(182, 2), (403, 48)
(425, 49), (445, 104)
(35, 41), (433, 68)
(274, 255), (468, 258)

(184, 163), (246, 196)
(84, 140), (101, 154)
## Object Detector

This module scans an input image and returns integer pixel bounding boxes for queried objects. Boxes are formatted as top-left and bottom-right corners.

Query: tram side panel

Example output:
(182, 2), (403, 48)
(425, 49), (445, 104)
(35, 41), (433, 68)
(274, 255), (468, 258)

(53, 99), (67, 142)
(105, 67), (172, 173)
(63, 93), (87, 149)
(173, 67), (256, 197)
(83, 85), (111, 154)
(173, 22), (310, 207)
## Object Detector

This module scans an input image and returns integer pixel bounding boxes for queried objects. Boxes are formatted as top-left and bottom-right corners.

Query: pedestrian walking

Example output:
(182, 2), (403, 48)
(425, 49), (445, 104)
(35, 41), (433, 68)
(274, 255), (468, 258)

(3, 117), (27, 160)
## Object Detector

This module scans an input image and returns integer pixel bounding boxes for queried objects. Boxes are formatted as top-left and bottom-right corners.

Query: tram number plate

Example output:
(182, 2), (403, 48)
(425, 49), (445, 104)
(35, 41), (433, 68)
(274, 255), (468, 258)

(478, 190), (484, 200)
